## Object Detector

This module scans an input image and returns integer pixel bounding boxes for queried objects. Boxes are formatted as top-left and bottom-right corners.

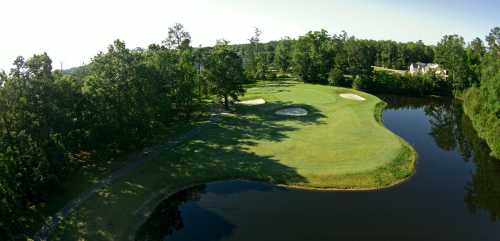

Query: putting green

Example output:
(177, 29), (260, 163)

(50, 81), (416, 240)
(238, 81), (415, 188)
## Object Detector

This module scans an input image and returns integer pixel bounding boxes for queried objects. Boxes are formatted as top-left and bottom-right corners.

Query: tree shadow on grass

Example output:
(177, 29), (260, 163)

(50, 100), (328, 241)
(245, 80), (298, 89)
(264, 81), (298, 88)
(127, 102), (328, 240)
(235, 100), (327, 126)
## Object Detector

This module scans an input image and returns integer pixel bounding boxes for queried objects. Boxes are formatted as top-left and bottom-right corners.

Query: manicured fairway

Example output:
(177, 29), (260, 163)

(50, 81), (416, 240)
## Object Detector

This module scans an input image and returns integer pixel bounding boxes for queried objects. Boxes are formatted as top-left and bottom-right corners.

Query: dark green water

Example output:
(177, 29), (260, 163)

(135, 96), (500, 241)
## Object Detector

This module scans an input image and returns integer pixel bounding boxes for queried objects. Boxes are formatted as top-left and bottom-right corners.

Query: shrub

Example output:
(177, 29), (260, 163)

(277, 73), (290, 79)
(369, 70), (451, 96)
(266, 72), (277, 80)
(329, 68), (349, 87)
(352, 75), (369, 90)
(463, 87), (500, 158)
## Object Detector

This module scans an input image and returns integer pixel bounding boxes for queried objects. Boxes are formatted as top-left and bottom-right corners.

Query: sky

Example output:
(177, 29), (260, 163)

(0, 0), (499, 71)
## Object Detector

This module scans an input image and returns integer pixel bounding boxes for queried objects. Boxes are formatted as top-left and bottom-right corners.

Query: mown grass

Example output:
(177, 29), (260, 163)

(48, 80), (416, 241)
(373, 66), (408, 75)
(29, 100), (214, 235)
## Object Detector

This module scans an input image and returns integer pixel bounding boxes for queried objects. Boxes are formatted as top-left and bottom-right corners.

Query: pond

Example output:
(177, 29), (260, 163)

(135, 96), (500, 241)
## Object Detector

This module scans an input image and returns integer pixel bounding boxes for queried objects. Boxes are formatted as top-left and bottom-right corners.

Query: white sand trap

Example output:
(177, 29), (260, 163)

(340, 93), (366, 101)
(238, 98), (266, 106)
(275, 107), (308, 116)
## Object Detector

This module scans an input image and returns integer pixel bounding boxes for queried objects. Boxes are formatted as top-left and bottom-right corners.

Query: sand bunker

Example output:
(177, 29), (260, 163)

(275, 107), (308, 116)
(238, 98), (266, 106)
(340, 93), (366, 101)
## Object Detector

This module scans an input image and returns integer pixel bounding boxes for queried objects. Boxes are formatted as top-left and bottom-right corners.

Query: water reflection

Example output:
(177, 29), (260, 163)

(134, 186), (204, 241)
(460, 112), (500, 221)
(135, 185), (236, 241)
(135, 95), (500, 241)
(381, 95), (500, 221)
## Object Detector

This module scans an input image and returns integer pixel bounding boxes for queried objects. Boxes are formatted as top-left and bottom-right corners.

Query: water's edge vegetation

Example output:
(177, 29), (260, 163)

(135, 95), (500, 240)
(46, 82), (417, 240)
(133, 94), (500, 241)
(463, 88), (500, 159)
(0, 23), (497, 240)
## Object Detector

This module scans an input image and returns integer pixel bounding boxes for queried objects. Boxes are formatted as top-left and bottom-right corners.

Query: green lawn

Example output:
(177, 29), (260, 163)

(49, 81), (416, 240)
(27, 101), (213, 236)
(373, 66), (408, 75)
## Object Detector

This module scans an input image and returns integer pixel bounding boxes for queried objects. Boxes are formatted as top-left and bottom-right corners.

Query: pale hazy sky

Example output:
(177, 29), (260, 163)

(1, 0), (499, 71)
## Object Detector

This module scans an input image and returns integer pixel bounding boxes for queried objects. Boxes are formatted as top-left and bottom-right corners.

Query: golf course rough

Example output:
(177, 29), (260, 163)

(50, 81), (416, 241)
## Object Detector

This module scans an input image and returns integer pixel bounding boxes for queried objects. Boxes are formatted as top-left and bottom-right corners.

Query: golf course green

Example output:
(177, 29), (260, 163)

(50, 81), (416, 240)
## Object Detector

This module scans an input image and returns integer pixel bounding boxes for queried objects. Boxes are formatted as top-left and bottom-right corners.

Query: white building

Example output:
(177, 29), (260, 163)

(409, 62), (447, 77)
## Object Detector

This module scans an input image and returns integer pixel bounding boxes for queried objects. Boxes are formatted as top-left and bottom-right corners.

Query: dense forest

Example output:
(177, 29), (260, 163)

(235, 27), (498, 157)
(462, 29), (500, 160)
(0, 24), (498, 240)
(0, 24), (248, 239)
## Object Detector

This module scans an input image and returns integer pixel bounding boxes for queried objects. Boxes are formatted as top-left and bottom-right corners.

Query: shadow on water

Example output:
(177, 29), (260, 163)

(459, 110), (500, 221)
(130, 101), (326, 241)
(48, 97), (328, 240)
(134, 181), (289, 241)
(133, 95), (500, 241)
(381, 94), (500, 221)
(204, 180), (287, 196)
(134, 186), (205, 241)
(134, 185), (237, 241)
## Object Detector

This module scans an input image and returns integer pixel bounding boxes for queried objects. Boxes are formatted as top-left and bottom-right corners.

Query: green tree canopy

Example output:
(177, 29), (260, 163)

(205, 40), (246, 108)
(292, 30), (335, 84)
(274, 37), (293, 72)
(163, 23), (192, 50)
(434, 35), (471, 91)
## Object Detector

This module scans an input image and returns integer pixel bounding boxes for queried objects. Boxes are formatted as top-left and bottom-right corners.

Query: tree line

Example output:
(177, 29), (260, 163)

(238, 27), (495, 97)
(463, 27), (500, 158)
(243, 27), (498, 157)
(0, 24), (498, 239)
(0, 24), (247, 240)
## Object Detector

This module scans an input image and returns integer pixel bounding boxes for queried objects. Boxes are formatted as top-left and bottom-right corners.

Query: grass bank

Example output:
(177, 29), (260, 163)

(48, 81), (416, 240)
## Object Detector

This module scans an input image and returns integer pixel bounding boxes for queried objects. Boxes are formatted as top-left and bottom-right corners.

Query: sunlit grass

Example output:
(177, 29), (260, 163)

(49, 80), (416, 240)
